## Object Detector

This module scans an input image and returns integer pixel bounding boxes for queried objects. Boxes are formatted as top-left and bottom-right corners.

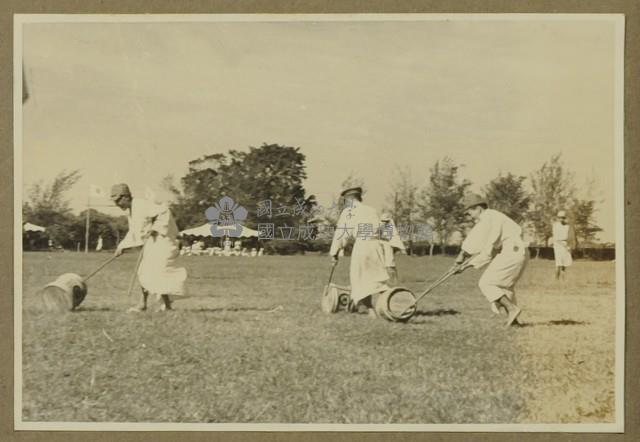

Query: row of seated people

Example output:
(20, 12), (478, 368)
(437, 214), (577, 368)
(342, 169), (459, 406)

(180, 241), (264, 257)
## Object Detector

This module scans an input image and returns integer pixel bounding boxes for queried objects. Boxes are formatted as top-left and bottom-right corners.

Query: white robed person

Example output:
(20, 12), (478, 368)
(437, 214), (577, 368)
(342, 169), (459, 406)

(453, 194), (528, 327)
(329, 187), (390, 317)
(552, 210), (577, 280)
(111, 183), (187, 312)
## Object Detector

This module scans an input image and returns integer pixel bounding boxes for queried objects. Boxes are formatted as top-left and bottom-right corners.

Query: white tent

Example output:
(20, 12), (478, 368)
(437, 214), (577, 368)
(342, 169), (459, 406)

(23, 222), (46, 232)
(180, 223), (260, 238)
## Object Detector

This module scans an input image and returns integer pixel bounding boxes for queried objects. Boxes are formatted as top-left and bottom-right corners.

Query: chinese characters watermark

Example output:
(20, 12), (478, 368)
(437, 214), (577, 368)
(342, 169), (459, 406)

(205, 196), (248, 238)
(204, 196), (432, 242)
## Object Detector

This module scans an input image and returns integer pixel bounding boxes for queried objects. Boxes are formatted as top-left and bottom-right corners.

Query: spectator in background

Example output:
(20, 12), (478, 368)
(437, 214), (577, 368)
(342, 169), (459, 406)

(223, 237), (232, 253)
(552, 210), (578, 280)
(190, 240), (203, 255)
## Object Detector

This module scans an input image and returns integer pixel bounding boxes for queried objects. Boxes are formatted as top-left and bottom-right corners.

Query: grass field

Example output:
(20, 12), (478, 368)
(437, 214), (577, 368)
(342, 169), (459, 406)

(20, 251), (617, 424)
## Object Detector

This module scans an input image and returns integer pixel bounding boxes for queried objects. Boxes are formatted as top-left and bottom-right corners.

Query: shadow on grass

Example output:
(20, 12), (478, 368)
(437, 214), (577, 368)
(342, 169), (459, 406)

(414, 308), (460, 317)
(515, 319), (588, 327)
(74, 306), (113, 312)
(39, 305), (288, 314)
(191, 306), (284, 313)
(24, 306), (115, 314)
(401, 309), (461, 325)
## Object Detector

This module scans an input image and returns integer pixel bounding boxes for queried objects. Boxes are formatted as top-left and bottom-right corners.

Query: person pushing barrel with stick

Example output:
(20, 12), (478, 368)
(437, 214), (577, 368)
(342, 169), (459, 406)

(452, 194), (528, 327)
(329, 186), (390, 318)
(111, 183), (188, 313)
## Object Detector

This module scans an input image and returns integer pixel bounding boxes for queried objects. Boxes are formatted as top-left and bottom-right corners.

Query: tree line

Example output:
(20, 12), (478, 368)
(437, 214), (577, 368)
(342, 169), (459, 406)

(384, 154), (602, 254)
(23, 145), (603, 253)
(22, 170), (128, 251)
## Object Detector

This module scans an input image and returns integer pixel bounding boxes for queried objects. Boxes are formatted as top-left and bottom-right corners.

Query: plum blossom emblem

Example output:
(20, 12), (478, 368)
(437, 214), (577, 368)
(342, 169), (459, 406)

(205, 196), (248, 237)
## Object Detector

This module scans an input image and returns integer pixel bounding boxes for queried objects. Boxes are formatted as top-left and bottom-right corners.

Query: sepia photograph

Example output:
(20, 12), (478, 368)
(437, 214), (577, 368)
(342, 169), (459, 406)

(14, 14), (624, 431)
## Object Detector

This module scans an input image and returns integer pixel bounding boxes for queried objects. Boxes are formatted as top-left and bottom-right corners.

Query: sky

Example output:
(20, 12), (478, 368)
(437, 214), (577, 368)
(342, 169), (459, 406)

(20, 17), (621, 242)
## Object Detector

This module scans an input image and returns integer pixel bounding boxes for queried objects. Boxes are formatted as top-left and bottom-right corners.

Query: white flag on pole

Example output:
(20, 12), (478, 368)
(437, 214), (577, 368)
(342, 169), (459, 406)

(89, 184), (105, 199)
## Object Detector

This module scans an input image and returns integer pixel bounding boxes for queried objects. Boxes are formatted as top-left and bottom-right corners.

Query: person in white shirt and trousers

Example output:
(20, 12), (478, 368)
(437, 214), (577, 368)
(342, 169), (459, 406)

(453, 194), (528, 327)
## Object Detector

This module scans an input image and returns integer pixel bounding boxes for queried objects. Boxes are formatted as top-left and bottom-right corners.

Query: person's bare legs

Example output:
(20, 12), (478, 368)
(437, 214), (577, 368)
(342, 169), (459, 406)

(127, 289), (149, 313)
(156, 295), (173, 312)
(556, 266), (567, 281)
(158, 294), (173, 311)
(498, 295), (521, 327)
(491, 301), (507, 316)
(358, 295), (377, 318)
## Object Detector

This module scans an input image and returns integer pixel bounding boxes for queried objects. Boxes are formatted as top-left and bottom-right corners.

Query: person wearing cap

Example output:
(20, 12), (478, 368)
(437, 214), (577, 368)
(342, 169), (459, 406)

(111, 183), (187, 312)
(379, 212), (406, 286)
(552, 210), (578, 280)
(329, 186), (390, 317)
(453, 193), (528, 327)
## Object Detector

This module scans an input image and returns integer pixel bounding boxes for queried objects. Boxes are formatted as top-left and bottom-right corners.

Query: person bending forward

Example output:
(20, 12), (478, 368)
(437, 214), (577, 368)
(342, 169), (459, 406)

(454, 194), (528, 327)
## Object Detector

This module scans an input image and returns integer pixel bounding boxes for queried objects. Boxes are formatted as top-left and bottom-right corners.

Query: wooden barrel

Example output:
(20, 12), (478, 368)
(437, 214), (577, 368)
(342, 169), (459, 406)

(375, 287), (416, 322)
(337, 292), (350, 309)
(332, 284), (352, 312)
(41, 273), (88, 312)
(321, 285), (339, 313)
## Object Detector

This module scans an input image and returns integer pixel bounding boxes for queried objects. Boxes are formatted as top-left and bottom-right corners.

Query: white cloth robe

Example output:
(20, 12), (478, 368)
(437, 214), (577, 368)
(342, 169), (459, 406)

(118, 198), (187, 299)
(552, 222), (574, 267)
(461, 209), (527, 303)
(329, 201), (390, 304)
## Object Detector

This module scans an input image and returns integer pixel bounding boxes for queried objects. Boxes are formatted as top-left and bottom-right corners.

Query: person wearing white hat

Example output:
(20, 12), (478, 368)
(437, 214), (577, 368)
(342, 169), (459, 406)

(379, 212), (406, 285)
(552, 210), (577, 280)
(111, 183), (188, 312)
(329, 187), (390, 317)
(453, 194), (528, 327)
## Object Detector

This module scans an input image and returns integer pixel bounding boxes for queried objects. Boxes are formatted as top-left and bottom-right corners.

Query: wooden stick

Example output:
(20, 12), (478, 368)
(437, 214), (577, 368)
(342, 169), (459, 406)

(127, 248), (144, 300)
(82, 254), (120, 282)
(400, 258), (473, 318)
(323, 260), (338, 296)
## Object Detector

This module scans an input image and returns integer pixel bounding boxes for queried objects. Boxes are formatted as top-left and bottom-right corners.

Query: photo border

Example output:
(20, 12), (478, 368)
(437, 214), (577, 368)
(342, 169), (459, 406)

(2, 2), (638, 441)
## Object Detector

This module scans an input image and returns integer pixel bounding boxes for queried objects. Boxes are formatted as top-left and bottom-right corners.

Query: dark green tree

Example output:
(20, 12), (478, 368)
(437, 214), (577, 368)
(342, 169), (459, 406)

(570, 198), (602, 246)
(483, 173), (530, 224)
(77, 209), (129, 250)
(22, 169), (82, 248)
(419, 157), (471, 252)
(166, 143), (315, 252)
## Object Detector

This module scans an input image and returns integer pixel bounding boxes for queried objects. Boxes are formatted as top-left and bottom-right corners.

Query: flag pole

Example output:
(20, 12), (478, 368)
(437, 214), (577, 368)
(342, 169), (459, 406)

(85, 194), (90, 253)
